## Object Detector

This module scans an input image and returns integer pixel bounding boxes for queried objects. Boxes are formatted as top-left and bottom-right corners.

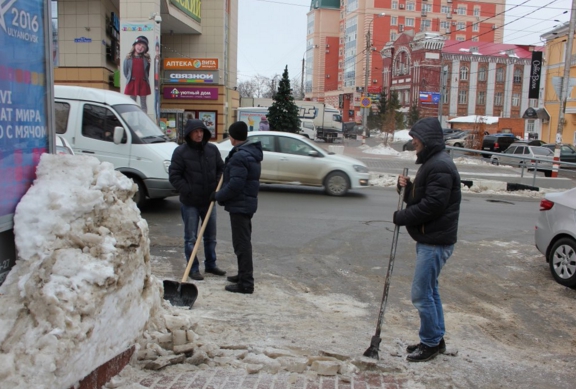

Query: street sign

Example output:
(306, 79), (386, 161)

(360, 97), (372, 108)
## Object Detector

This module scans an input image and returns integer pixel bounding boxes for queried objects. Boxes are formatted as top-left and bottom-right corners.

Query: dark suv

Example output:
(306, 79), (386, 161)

(482, 134), (517, 157)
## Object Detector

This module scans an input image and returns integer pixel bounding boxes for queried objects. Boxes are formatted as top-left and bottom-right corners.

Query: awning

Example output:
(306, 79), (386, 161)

(522, 107), (550, 122)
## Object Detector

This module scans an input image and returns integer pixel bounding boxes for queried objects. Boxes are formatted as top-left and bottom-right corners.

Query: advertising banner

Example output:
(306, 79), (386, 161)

(120, 21), (161, 121)
(164, 70), (218, 83)
(529, 51), (542, 99)
(0, 0), (50, 232)
(163, 86), (219, 100)
(419, 92), (441, 104)
(163, 58), (219, 70)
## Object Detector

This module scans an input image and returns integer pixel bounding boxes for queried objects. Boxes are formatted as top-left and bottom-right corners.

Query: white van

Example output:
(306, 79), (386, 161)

(54, 85), (178, 207)
(300, 119), (317, 140)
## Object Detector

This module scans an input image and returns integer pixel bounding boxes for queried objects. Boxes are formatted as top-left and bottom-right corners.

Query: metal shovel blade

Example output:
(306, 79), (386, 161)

(163, 280), (198, 309)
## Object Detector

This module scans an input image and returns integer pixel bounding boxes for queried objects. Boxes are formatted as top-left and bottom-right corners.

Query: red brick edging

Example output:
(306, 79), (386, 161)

(71, 346), (135, 389)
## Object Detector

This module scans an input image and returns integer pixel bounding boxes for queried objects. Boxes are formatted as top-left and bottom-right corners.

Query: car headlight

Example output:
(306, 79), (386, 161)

(353, 164), (369, 173)
(163, 160), (171, 173)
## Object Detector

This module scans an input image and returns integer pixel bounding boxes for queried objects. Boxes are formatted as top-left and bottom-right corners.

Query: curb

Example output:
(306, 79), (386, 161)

(461, 179), (539, 192)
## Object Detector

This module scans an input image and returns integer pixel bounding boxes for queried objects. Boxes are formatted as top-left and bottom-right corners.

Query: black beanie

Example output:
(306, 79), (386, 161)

(228, 121), (248, 141)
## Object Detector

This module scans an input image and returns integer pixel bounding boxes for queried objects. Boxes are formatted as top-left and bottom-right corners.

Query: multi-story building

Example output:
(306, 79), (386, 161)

(305, 0), (506, 123)
(51, 0), (239, 140)
(541, 22), (576, 145)
(381, 32), (542, 136)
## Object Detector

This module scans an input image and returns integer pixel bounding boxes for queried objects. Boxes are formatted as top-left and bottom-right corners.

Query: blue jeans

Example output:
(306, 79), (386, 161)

(411, 243), (454, 347)
(181, 204), (217, 272)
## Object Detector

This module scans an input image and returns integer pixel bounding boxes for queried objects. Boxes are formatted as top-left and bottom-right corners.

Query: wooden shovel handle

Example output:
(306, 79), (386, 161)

(180, 176), (224, 282)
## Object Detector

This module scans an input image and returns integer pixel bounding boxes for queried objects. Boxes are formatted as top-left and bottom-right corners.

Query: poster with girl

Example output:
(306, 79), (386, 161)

(120, 22), (159, 121)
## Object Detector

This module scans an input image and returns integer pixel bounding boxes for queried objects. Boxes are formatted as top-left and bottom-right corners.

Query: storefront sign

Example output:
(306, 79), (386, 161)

(163, 87), (218, 100)
(529, 51), (542, 99)
(170, 0), (201, 23)
(164, 70), (218, 83)
(164, 58), (218, 70)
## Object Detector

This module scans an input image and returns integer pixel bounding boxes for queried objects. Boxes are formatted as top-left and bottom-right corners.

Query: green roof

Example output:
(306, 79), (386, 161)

(310, 0), (340, 10)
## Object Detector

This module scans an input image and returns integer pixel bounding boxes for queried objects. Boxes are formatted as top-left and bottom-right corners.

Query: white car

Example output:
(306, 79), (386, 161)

(216, 131), (370, 196)
(55, 135), (74, 155)
(535, 187), (576, 287)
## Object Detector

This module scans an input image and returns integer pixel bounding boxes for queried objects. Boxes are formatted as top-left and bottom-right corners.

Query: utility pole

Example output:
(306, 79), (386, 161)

(362, 28), (371, 144)
(438, 64), (448, 127)
(301, 56), (305, 100)
(552, 0), (576, 177)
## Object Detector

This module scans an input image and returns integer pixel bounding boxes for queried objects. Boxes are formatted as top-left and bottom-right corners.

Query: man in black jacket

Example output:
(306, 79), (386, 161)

(394, 117), (461, 362)
(169, 119), (225, 280)
(213, 121), (263, 294)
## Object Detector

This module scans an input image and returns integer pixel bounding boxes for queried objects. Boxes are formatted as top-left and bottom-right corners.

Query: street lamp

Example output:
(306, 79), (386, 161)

(362, 12), (385, 144)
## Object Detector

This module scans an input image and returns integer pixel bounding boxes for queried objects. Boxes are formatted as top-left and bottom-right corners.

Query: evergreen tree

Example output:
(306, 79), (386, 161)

(407, 100), (421, 127)
(267, 66), (301, 132)
(384, 91), (402, 133)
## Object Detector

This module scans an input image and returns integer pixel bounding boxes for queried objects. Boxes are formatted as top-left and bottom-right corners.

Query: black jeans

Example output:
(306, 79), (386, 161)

(230, 213), (254, 289)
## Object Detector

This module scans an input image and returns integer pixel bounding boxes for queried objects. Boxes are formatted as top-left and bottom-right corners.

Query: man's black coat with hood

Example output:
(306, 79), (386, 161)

(169, 119), (224, 207)
(393, 117), (461, 245)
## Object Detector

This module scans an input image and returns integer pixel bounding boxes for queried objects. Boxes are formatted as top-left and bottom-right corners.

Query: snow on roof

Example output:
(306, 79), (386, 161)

(442, 40), (540, 59)
(448, 115), (500, 124)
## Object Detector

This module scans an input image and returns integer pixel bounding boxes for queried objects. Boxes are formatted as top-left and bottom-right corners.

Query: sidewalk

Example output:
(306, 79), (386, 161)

(133, 367), (411, 389)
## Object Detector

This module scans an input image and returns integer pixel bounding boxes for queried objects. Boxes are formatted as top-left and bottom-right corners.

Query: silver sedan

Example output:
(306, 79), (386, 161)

(217, 131), (370, 196)
(535, 187), (576, 287)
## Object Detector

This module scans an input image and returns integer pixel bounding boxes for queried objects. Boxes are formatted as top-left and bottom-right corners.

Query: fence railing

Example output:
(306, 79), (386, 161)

(445, 145), (576, 188)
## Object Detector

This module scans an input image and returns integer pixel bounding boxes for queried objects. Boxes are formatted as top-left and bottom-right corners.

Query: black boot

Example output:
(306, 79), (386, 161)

(205, 267), (226, 276)
(227, 274), (239, 283)
(406, 343), (440, 362)
(406, 338), (446, 354)
(225, 284), (253, 294)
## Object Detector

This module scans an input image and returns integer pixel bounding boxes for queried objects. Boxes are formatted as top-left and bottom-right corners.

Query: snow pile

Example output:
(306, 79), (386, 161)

(359, 143), (401, 156)
(0, 154), (162, 389)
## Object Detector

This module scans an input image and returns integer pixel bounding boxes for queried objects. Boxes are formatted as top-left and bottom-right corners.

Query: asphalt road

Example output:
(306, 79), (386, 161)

(142, 186), (576, 388)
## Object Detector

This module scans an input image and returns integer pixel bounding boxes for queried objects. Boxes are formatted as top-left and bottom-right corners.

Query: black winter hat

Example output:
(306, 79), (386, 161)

(133, 36), (149, 51)
(228, 121), (248, 141)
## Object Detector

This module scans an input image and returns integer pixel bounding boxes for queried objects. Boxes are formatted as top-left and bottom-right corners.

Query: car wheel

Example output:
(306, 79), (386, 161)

(324, 171), (349, 196)
(548, 237), (576, 288)
(491, 159), (499, 166)
(132, 177), (148, 208)
(454, 142), (462, 147)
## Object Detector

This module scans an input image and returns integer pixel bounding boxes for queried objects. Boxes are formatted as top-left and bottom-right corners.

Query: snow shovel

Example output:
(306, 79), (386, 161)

(163, 176), (223, 309)
(363, 168), (408, 359)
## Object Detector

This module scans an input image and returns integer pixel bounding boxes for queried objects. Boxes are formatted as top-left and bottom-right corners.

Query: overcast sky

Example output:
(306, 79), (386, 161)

(237, 0), (572, 82)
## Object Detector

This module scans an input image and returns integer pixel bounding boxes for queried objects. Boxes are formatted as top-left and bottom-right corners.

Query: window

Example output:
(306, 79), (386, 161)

(406, 18), (415, 27)
(474, 7), (480, 17)
(392, 1), (398, 9)
(458, 90), (467, 104)
(391, 32), (398, 41)
(421, 19), (431, 30)
(478, 66), (487, 81)
(472, 23), (479, 32)
(441, 21), (450, 29)
(527, 120), (535, 133)
(457, 22), (466, 30)
(460, 66), (469, 81)
(457, 6), (467, 15)
(423, 4), (432, 12)
(496, 67), (504, 82)
(391, 16), (397, 25)
(82, 104), (120, 142)
(472, 36), (479, 42)
(494, 92), (503, 106)
(404, 90), (410, 103)
(456, 35), (466, 41)
(51, 1), (59, 66)
(441, 5), (450, 14)
(512, 93), (520, 106)
(251, 135), (275, 152)
(407, 2), (415, 11)
(55, 102), (70, 134)
(477, 91), (486, 105)
(514, 68), (522, 83)
(278, 137), (313, 156)
(346, 0), (358, 12)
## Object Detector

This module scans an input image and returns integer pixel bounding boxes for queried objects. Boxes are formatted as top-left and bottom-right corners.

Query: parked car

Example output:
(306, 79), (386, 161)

(216, 131), (370, 196)
(542, 143), (576, 164)
(481, 133), (517, 156)
(443, 129), (466, 140)
(535, 187), (576, 287)
(344, 124), (364, 139)
(445, 131), (471, 147)
(514, 139), (548, 146)
(55, 135), (74, 155)
(490, 143), (554, 177)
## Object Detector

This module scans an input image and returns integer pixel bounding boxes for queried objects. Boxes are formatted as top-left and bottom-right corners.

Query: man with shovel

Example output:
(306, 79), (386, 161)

(212, 121), (262, 294)
(169, 119), (226, 281)
(394, 117), (461, 362)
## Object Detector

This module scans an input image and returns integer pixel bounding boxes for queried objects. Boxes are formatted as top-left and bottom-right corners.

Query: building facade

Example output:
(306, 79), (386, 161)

(541, 22), (576, 145)
(52, 0), (239, 140)
(379, 32), (541, 136)
(305, 0), (506, 123)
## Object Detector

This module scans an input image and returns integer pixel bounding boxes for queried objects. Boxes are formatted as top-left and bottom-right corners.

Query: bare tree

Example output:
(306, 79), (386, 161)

(238, 71), (302, 99)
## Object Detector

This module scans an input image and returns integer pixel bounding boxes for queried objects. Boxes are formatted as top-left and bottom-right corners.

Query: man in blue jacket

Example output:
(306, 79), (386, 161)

(169, 119), (225, 281)
(394, 117), (461, 362)
(213, 121), (263, 294)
